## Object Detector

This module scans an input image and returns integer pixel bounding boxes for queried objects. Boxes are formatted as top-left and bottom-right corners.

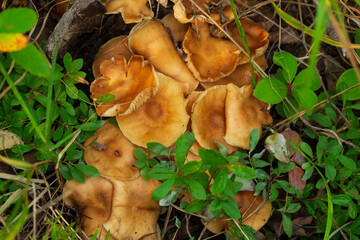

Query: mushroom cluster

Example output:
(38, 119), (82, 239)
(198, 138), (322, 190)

(64, 1), (273, 239)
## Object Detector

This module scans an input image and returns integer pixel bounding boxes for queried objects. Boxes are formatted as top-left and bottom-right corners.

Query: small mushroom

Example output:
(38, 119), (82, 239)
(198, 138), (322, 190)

(128, 20), (198, 94)
(63, 176), (113, 236)
(183, 20), (240, 82)
(84, 122), (140, 178)
(92, 36), (132, 79)
(90, 55), (159, 116)
(116, 72), (189, 147)
(191, 85), (237, 153)
(203, 191), (272, 233)
(103, 177), (161, 240)
(224, 84), (273, 149)
(103, 0), (153, 23)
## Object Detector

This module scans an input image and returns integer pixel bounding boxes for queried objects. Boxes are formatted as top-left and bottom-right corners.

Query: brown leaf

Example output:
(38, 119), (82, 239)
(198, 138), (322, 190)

(289, 165), (306, 190)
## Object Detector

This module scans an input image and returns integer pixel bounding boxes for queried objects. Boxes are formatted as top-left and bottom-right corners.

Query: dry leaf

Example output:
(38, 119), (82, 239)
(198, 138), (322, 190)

(0, 130), (24, 150)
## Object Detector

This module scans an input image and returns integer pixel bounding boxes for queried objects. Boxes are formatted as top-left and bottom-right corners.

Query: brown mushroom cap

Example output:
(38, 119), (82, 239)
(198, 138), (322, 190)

(103, 177), (161, 240)
(173, 0), (210, 23)
(161, 14), (190, 45)
(128, 20), (198, 94)
(116, 72), (189, 147)
(224, 84), (273, 149)
(104, 0), (153, 23)
(203, 191), (272, 233)
(90, 55), (159, 117)
(191, 85), (237, 153)
(200, 54), (267, 89)
(63, 177), (113, 236)
(185, 91), (202, 155)
(183, 20), (240, 82)
(84, 122), (140, 178)
(92, 36), (132, 79)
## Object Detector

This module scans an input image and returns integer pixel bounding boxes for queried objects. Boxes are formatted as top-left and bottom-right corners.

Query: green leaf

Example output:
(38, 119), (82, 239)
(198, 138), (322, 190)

(149, 167), (176, 180)
(254, 77), (287, 104)
(293, 67), (321, 91)
(95, 94), (115, 103)
(159, 188), (182, 206)
(134, 148), (147, 161)
(152, 175), (176, 201)
(211, 168), (228, 195)
(332, 194), (351, 206)
(0, 8), (37, 33)
(276, 180), (295, 194)
(325, 164), (336, 181)
(9, 43), (50, 77)
(176, 132), (195, 167)
(229, 165), (256, 180)
(69, 165), (85, 183)
(74, 164), (100, 178)
(215, 141), (228, 157)
(198, 148), (227, 167)
(61, 101), (75, 117)
(147, 142), (172, 156)
(184, 200), (207, 213)
(249, 128), (260, 153)
(60, 163), (72, 180)
(339, 155), (357, 170)
(70, 59), (83, 72)
(189, 180), (207, 200)
(180, 161), (202, 175)
(209, 198), (222, 219)
(310, 113), (332, 127)
(273, 51), (297, 82)
(77, 121), (104, 131)
(63, 53), (72, 71)
(300, 142), (313, 158)
(65, 82), (78, 99)
(292, 87), (318, 115)
(222, 198), (241, 219)
(282, 213), (293, 238)
(336, 68), (360, 101)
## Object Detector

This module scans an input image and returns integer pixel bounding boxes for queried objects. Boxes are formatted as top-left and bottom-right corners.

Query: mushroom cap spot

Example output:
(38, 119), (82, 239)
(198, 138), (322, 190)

(191, 85), (237, 153)
(224, 84), (273, 149)
(104, 0), (153, 24)
(183, 21), (240, 82)
(116, 72), (189, 148)
(203, 191), (272, 233)
(103, 177), (161, 240)
(128, 20), (198, 94)
(63, 177), (113, 236)
(161, 14), (190, 44)
(90, 55), (159, 117)
(92, 36), (132, 79)
(200, 54), (267, 89)
(84, 122), (140, 178)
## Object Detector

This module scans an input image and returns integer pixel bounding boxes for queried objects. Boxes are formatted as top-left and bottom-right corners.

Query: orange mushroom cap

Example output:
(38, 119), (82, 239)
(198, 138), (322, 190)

(185, 91), (203, 155)
(128, 20), (198, 95)
(172, 0), (210, 23)
(183, 20), (240, 82)
(103, 0), (153, 23)
(90, 55), (159, 117)
(63, 176), (113, 236)
(84, 122), (140, 178)
(116, 72), (189, 147)
(103, 177), (161, 240)
(191, 85), (237, 153)
(92, 36), (132, 79)
(161, 14), (190, 45)
(224, 84), (273, 149)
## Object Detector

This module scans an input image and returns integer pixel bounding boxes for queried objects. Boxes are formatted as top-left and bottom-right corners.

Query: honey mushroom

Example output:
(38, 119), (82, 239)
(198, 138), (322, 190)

(102, 0), (153, 23)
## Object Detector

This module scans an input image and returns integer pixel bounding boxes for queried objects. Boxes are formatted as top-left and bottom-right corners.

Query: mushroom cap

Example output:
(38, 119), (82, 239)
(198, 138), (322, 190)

(128, 20), (198, 94)
(63, 177), (113, 236)
(116, 72), (189, 148)
(203, 191), (272, 233)
(90, 55), (159, 117)
(103, 177), (161, 240)
(92, 36), (132, 79)
(173, 0), (210, 23)
(183, 20), (240, 82)
(224, 84), (273, 149)
(161, 14), (190, 44)
(104, 0), (153, 23)
(84, 122), (140, 178)
(191, 85), (237, 153)
(200, 54), (267, 89)
(185, 91), (202, 155)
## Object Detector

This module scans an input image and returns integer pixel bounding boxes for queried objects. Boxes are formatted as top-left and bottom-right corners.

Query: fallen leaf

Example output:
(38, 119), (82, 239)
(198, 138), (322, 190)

(289, 165), (306, 190)
(290, 151), (305, 166)
(0, 130), (24, 150)
(281, 129), (302, 156)
(265, 133), (290, 163)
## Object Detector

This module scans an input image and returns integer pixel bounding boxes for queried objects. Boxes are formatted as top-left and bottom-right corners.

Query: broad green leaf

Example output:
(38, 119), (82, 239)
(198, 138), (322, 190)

(176, 132), (195, 167)
(184, 200), (207, 213)
(254, 77), (287, 104)
(215, 141), (228, 157)
(198, 148), (228, 167)
(331, 194), (351, 206)
(9, 43), (50, 77)
(65, 82), (78, 99)
(159, 188), (182, 206)
(211, 168), (228, 195)
(61, 101), (75, 116)
(276, 180), (295, 194)
(189, 180), (207, 200)
(0, 33), (28, 52)
(282, 213), (293, 237)
(95, 94), (115, 103)
(325, 164), (336, 180)
(222, 198), (241, 219)
(310, 113), (332, 128)
(209, 198), (222, 219)
(293, 67), (321, 91)
(249, 128), (260, 153)
(229, 165), (256, 180)
(339, 155), (357, 169)
(292, 87), (318, 115)
(63, 52), (72, 71)
(60, 163), (72, 180)
(149, 167), (176, 180)
(152, 175), (176, 201)
(74, 164), (100, 177)
(70, 58), (83, 72)
(336, 68), (360, 101)
(134, 148), (147, 161)
(69, 165), (85, 183)
(0, 8), (37, 33)
(77, 121), (104, 131)
(147, 142), (172, 156)
(180, 161), (202, 175)
(300, 142), (313, 158)
(273, 51), (297, 82)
